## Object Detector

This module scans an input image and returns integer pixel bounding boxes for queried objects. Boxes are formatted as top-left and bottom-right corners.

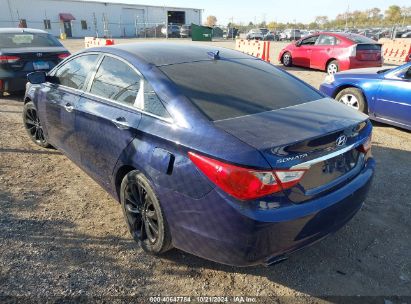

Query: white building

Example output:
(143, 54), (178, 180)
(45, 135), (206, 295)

(1, 0), (202, 38)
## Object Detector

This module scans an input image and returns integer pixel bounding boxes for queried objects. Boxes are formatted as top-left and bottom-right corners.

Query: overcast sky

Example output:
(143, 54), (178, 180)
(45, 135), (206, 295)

(101, 0), (410, 25)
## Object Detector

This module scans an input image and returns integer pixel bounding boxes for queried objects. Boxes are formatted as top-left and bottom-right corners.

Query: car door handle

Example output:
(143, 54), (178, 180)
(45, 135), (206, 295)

(112, 117), (130, 130)
(64, 103), (74, 112)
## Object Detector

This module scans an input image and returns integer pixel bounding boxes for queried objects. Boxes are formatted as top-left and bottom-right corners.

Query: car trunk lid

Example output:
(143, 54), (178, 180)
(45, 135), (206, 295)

(214, 98), (371, 202)
(355, 43), (382, 61)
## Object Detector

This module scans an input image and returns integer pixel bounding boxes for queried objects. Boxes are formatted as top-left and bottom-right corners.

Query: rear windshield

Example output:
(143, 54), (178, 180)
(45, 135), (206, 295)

(0, 33), (63, 48)
(357, 44), (381, 50)
(342, 33), (377, 44)
(160, 59), (322, 121)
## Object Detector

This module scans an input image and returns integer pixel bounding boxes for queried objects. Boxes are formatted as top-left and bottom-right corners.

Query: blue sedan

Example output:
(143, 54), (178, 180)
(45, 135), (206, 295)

(320, 62), (411, 131)
(23, 43), (374, 266)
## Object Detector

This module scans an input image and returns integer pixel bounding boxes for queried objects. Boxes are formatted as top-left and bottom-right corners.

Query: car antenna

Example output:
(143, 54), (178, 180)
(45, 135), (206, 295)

(207, 50), (220, 60)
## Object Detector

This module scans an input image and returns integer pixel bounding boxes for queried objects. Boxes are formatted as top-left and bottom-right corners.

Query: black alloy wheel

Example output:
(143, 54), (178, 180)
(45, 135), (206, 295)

(23, 101), (50, 148)
(120, 171), (172, 254)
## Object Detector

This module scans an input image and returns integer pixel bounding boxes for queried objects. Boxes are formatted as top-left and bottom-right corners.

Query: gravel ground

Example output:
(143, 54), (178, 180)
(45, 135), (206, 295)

(0, 39), (410, 303)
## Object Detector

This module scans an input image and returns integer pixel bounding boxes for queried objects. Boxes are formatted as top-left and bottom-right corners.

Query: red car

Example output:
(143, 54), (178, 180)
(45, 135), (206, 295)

(278, 32), (383, 74)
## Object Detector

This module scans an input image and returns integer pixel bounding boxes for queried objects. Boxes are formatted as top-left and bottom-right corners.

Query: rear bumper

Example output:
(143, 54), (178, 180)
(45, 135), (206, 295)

(340, 57), (382, 71)
(160, 158), (375, 266)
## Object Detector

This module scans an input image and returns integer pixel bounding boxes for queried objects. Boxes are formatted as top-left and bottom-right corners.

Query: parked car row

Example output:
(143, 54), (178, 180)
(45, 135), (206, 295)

(160, 24), (191, 38)
(246, 28), (304, 41)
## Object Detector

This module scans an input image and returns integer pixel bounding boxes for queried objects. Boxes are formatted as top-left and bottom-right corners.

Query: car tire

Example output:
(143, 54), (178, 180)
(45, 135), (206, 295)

(282, 52), (292, 67)
(23, 101), (51, 148)
(335, 87), (368, 113)
(326, 60), (339, 74)
(120, 170), (172, 254)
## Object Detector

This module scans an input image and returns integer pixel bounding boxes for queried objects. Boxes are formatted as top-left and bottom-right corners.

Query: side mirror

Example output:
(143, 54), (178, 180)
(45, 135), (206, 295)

(398, 71), (411, 80)
(27, 71), (47, 84)
(295, 41), (302, 47)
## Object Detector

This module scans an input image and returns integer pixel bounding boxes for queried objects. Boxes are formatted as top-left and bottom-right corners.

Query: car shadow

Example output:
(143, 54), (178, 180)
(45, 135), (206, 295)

(0, 187), (154, 297)
(0, 148), (62, 155)
(371, 120), (411, 133)
(1, 92), (25, 102)
(275, 64), (326, 74)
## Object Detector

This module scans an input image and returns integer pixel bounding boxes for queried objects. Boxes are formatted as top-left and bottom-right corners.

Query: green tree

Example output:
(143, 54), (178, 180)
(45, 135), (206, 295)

(385, 5), (402, 24)
(308, 22), (319, 29)
(205, 15), (217, 27)
(314, 16), (329, 28)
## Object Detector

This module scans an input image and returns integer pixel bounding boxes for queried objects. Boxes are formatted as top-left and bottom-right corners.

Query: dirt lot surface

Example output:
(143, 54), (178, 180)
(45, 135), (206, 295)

(1, 39), (410, 303)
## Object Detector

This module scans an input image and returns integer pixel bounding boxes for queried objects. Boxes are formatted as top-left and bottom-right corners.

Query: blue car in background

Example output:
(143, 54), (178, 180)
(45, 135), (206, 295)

(23, 43), (374, 266)
(320, 62), (411, 131)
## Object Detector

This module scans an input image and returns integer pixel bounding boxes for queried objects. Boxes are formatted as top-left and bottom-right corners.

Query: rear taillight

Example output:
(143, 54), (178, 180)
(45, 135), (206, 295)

(357, 134), (372, 154)
(188, 152), (306, 200)
(58, 53), (70, 59)
(0, 55), (20, 64)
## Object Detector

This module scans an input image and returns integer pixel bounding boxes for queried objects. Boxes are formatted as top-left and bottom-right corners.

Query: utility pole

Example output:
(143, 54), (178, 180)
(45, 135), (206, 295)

(230, 17), (234, 40)
(345, 3), (350, 31)
(93, 13), (98, 37)
(6, 0), (14, 26)
(165, 7), (168, 39)
(293, 19), (296, 40)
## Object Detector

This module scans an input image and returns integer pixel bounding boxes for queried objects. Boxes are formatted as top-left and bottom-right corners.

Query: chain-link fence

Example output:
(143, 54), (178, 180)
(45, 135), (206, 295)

(0, 17), (243, 41)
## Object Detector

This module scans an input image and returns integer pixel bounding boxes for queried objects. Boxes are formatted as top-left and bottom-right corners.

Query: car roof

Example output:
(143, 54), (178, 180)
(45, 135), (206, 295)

(0, 28), (49, 34)
(91, 42), (251, 67)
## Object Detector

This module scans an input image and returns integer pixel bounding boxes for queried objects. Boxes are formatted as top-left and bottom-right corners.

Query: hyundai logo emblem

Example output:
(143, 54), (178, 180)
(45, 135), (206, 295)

(336, 135), (347, 147)
(36, 53), (43, 57)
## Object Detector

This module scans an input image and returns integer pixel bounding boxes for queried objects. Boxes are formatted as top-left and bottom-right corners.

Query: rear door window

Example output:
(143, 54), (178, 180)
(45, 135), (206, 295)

(54, 54), (99, 90)
(160, 58), (323, 121)
(90, 56), (141, 105)
(301, 35), (319, 45)
(316, 35), (337, 45)
(90, 55), (170, 119)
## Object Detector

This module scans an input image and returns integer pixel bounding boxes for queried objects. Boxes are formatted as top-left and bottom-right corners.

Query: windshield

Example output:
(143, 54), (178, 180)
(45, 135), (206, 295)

(0, 32), (63, 48)
(160, 59), (322, 121)
(377, 68), (392, 74)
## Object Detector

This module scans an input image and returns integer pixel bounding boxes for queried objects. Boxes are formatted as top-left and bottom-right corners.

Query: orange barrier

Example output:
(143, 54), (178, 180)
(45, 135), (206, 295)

(235, 39), (271, 62)
(379, 38), (411, 64)
(84, 37), (115, 48)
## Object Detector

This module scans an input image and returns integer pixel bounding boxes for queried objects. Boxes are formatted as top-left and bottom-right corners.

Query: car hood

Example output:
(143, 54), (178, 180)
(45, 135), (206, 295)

(336, 66), (391, 76)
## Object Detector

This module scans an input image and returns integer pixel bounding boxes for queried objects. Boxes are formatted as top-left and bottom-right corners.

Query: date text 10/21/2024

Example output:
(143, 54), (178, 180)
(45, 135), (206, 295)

(149, 296), (257, 303)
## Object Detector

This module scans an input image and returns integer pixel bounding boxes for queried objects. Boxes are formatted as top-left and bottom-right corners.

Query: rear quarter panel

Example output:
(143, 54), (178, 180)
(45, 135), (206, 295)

(329, 43), (352, 71)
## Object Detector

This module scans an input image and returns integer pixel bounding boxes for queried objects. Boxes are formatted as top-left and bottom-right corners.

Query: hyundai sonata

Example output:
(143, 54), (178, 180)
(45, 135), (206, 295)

(23, 43), (374, 266)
